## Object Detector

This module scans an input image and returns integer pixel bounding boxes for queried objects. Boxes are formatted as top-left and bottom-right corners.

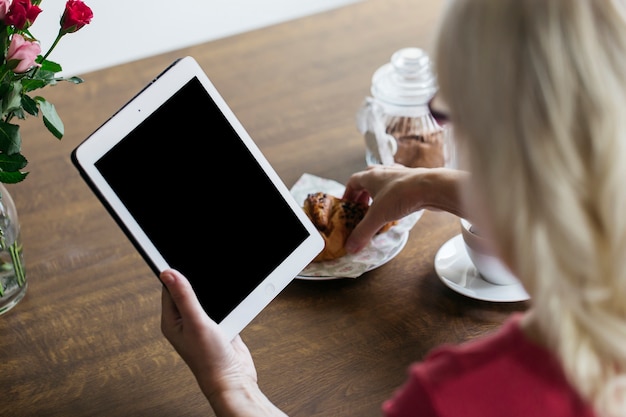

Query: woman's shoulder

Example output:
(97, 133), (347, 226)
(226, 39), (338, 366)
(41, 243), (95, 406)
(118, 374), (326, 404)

(406, 312), (595, 417)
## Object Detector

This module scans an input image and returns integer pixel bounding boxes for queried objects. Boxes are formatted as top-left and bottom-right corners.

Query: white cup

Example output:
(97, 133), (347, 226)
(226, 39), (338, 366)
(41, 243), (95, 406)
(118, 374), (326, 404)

(459, 218), (519, 286)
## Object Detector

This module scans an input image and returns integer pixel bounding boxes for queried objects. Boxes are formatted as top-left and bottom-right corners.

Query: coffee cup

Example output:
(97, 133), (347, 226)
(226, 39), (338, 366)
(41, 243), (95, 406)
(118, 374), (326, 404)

(459, 218), (519, 286)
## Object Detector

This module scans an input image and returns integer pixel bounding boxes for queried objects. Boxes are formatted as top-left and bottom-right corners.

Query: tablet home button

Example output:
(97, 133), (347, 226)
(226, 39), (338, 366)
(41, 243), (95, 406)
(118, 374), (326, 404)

(265, 283), (276, 295)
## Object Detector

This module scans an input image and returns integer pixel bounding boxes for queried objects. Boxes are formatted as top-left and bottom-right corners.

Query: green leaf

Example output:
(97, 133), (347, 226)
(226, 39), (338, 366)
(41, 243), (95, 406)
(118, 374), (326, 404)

(39, 59), (62, 73)
(22, 67), (57, 92)
(0, 27), (7, 57)
(0, 82), (10, 97)
(31, 68), (56, 81)
(0, 152), (27, 171)
(0, 152), (28, 184)
(21, 78), (48, 92)
(0, 120), (20, 154)
(21, 94), (38, 116)
(2, 81), (22, 114)
(5, 59), (19, 71)
(0, 170), (28, 184)
(37, 98), (64, 139)
(60, 76), (84, 85)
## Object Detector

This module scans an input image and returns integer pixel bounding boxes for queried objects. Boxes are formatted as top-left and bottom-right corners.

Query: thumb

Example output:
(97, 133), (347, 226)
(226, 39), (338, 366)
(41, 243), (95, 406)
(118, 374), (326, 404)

(345, 214), (387, 254)
(161, 269), (206, 323)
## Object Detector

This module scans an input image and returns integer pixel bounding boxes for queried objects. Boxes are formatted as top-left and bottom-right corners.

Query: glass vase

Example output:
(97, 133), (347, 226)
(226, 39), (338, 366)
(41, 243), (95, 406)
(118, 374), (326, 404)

(0, 183), (26, 315)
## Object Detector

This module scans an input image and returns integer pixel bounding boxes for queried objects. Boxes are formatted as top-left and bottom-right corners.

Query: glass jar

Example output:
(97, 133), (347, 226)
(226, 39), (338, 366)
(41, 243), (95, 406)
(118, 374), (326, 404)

(0, 183), (26, 316)
(357, 47), (454, 168)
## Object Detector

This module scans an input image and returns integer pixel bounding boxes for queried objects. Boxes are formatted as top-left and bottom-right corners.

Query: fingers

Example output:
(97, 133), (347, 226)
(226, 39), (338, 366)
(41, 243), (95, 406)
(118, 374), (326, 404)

(345, 206), (391, 253)
(342, 179), (369, 203)
(343, 165), (401, 202)
(342, 165), (382, 202)
(161, 281), (179, 323)
(160, 269), (206, 328)
(345, 226), (376, 254)
(342, 188), (371, 205)
(343, 166), (392, 253)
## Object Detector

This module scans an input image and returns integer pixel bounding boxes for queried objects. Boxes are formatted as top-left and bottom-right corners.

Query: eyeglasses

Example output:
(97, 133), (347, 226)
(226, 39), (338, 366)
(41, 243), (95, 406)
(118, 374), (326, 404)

(428, 95), (451, 127)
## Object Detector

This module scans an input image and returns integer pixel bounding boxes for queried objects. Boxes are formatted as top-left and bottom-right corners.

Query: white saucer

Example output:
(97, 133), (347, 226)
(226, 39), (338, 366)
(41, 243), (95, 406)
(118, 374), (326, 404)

(434, 235), (530, 302)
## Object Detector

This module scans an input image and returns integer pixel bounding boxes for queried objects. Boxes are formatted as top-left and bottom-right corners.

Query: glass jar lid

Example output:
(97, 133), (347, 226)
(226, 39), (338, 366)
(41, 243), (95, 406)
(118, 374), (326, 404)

(370, 47), (438, 106)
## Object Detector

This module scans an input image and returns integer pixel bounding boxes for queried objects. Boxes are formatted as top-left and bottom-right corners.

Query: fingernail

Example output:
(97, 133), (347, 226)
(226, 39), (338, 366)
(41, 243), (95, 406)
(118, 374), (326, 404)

(345, 241), (358, 254)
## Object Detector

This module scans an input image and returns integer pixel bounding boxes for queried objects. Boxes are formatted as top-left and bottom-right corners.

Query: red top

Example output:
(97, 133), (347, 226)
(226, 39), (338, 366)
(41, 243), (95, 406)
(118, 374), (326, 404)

(382, 313), (596, 417)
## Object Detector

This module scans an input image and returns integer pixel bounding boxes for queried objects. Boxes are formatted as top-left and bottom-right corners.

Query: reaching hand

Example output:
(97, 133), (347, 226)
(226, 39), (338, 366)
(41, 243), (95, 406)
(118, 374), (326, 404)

(342, 165), (467, 254)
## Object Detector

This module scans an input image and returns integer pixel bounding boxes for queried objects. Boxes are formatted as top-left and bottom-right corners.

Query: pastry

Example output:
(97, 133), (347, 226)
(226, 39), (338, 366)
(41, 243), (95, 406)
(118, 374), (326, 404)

(303, 192), (395, 262)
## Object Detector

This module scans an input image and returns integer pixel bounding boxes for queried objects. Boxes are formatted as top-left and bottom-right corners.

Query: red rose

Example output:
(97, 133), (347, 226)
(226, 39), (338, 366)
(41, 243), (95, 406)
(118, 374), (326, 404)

(60, 0), (93, 34)
(5, 0), (42, 30)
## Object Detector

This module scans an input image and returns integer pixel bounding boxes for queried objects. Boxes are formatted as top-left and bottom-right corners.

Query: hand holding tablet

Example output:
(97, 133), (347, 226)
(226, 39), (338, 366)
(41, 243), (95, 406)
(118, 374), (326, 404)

(72, 56), (324, 340)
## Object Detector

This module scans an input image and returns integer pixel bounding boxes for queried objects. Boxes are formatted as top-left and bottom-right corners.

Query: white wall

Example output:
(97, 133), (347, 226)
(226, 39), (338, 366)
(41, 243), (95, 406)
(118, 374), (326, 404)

(31, 0), (361, 77)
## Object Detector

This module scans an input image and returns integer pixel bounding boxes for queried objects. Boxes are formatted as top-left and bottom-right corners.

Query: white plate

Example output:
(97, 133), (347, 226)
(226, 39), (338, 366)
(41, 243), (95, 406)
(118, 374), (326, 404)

(291, 173), (422, 279)
(297, 230), (409, 280)
(434, 234), (530, 302)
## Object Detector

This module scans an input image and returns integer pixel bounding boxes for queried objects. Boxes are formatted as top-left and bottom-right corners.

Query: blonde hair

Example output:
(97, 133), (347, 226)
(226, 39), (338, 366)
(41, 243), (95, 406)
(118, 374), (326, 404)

(434, 0), (626, 415)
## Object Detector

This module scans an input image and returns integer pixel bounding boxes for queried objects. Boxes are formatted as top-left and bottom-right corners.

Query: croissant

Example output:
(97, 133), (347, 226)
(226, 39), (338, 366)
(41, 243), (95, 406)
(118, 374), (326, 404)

(303, 192), (395, 262)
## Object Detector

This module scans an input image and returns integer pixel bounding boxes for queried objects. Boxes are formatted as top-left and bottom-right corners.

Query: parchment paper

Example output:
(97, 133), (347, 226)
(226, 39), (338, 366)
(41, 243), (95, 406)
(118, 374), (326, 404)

(290, 173), (423, 278)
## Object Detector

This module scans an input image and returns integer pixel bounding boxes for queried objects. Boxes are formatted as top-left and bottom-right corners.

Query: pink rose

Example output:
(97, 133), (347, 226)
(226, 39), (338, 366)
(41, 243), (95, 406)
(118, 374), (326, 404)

(7, 34), (41, 73)
(5, 0), (41, 30)
(60, 0), (92, 34)
(0, 0), (12, 20)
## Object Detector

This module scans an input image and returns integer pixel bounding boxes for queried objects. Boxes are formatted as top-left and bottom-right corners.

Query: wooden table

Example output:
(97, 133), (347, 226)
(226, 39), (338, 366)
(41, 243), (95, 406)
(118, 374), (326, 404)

(0, 0), (528, 415)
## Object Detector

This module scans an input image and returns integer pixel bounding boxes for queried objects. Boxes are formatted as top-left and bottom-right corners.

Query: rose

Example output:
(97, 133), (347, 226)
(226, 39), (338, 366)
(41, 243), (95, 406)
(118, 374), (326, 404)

(4, 0), (41, 30)
(0, 0), (93, 183)
(38, 0), (93, 65)
(60, 0), (92, 34)
(0, 0), (12, 20)
(6, 33), (40, 73)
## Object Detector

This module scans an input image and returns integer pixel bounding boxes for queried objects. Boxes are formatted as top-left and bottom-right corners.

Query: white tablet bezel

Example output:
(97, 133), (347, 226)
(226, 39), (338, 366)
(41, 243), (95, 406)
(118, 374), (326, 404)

(72, 56), (323, 340)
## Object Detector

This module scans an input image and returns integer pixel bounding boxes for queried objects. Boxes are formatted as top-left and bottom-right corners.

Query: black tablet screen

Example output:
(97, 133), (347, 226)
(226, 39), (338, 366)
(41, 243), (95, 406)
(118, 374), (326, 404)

(95, 77), (309, 322)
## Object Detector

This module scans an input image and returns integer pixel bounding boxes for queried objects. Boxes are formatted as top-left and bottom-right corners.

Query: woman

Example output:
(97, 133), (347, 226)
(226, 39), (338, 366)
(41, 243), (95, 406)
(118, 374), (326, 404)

(160, 0), (626, 415)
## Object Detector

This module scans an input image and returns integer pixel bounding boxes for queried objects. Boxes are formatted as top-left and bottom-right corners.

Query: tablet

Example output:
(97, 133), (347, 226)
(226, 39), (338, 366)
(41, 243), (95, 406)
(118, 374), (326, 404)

(72, 56), (324, 341)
